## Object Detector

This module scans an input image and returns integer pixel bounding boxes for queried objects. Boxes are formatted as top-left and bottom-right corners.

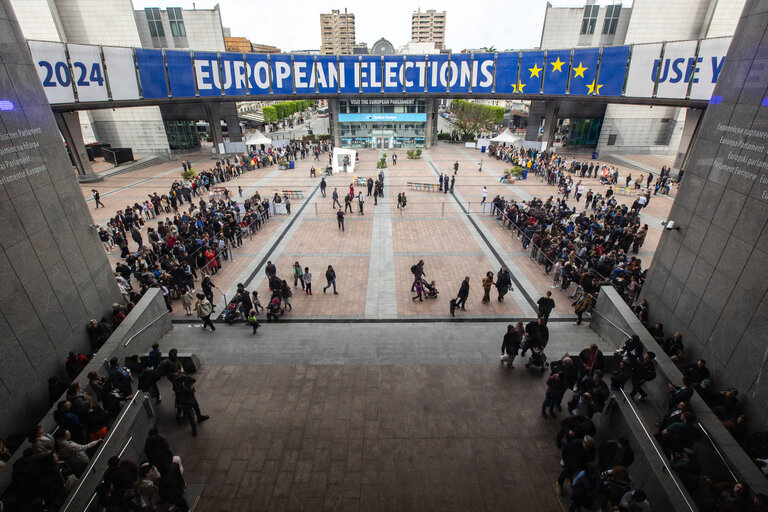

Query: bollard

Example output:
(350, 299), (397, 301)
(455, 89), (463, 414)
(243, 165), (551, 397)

(315, 203), (318, 216)
(441, 202), (445, 216)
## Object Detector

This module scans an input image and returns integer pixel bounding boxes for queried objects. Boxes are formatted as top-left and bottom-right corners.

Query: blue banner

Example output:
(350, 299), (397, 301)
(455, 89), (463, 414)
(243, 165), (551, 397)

(292, 55), (315, 94)
(596, 46), (630, 96)
(339, 113), (427, 122)
(135, 48), (167, 99)
(494, 52), (519, 94)
(361, 56), (382, 94)
(520, 51), (545, 94)
(245, 54), (270, 95)
(220, 53), (248, 96)
(194, 51), (221, 97)
(404, 55), (426, 93)
(570, 48), (600, 95)
(339, 55), (358, 94)
(450, 54), (472, 93)
(471, 53), (495, 93)
(165, 50), (195, 98)
(543, 50), (571, 95)
(270, 54), (292, 94)
(427, 54), (449, 93)
(316, 55), (338, 94)
(382, 56), (404, 94)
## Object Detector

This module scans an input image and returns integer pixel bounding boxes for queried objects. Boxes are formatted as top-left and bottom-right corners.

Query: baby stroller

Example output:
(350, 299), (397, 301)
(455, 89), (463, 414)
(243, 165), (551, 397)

(525, 346), (549, 373)
(224, 300), (241, 324)
(266, 294), (284, 321)
(423, 281), (439, 299)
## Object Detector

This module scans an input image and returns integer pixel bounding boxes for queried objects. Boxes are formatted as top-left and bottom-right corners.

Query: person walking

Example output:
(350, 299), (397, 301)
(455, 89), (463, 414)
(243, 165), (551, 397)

(537, 291), (556, 323)
(323, 265), (338, 294)
(358, 191), (365, 215)
(320, 177), (327, 197)
(336, 208), (345, 231)
(332, 188), (341, 208)
(392, 153), (397, 166)
(453, 161), (459, 174)
(450, 175), (455, 193)
(292, 262), (305, 290)
(496, 266), (512, 302)
(481, 186), (488, 208)
(412, 280), (424, 301)
(573, 292), (593, 326)
(92, 189), (105, 209)
(501, 323), (523, 369)
(410, 260), (426, 292)
(281, 280), (293, 312)
(172, 373), (209, 436)
(303, 267), (312, 295)
(344, 193), (353, 213)
(455, 276), (470, 310)
(481, 271), (494, 304)
(478, 159), (483, 172)
(194, 293), (215, 331)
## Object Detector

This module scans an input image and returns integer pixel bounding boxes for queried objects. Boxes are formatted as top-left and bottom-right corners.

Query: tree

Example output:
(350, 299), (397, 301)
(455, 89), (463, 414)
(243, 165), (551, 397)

(262, 106), (276, 124)
(451, 99), (501, 140)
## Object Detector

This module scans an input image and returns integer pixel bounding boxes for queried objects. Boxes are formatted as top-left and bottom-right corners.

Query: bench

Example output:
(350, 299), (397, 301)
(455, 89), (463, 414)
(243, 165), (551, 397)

(408, 182), (441, 192)
(279, 190), (304, 199)
(613, 185), (633, 196)
(354, 177), (367, 186)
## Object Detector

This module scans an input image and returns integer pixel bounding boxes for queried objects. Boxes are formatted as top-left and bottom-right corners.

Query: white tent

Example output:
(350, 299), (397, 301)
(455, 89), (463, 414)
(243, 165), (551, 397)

(244, 131), (272, 146)
(490, 129), (523, 145)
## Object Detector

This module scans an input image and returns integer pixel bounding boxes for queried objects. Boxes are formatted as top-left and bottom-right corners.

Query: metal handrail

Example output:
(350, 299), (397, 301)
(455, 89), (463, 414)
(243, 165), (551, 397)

(123, 311), (170, 347)
(616, 388), (696, 512)
(589, 307), (633, 339)
(61, 392), (142, 512)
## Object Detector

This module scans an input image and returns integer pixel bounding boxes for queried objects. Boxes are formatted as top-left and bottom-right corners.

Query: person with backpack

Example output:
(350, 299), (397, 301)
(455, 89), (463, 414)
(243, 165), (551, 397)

(410, 260), (426, 292)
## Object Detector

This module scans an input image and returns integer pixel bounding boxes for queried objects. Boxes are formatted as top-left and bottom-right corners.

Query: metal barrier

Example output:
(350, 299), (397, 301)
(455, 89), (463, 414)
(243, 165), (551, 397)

(123, 310), (170, 347)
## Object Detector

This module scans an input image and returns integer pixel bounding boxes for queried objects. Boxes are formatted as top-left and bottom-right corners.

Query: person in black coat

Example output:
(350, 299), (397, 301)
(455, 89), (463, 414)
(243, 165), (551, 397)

(455, 276), (470, 310)
(522, 317), (549, 356)
(496, 266), (512, 302)
(536, 291), (555, 323)
(597, 437), (634, 470)
(144, 428), (173, 474)
(159, 458), (189, 511)
(501, 323), (523, 368)
(558, 436), (595, 494)
(577, 344), (605, 387)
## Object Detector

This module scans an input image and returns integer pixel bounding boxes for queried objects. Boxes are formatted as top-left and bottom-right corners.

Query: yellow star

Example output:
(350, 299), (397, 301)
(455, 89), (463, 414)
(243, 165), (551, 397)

(512, 80), (526, 93)
(528, 63), (542, 78)
(586, 79), (603, 95)
(551, 57), (565, 73)
(573, 62), (587, 78)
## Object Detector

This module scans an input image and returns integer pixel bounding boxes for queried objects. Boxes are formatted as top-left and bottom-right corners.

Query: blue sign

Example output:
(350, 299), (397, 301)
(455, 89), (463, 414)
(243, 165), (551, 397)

(404, 55), (426, 93)
(220, 52), (248, 96)
(520, 51), (545, 95)
(135, 48), (167, 99)
(383, 56), (403, 94)
(597, 46), (630, 96)
(494, 53), (519, 94)
(427, 54), (449, 93)
(339, 56), (358, 94)
(361, 56), (382, 94)
(570, 48), (600, 96)
(245, 54), (271, 95)
(472, 53), (495, 94)
(316, 55), (338, 94)
(450, 54), (471, 93)
(270, 54), (293, 94)
(194, 51), (222, 97)
(292, 55), (315, 94)
(543, 50), (570, 95)
(166, 50), (195, 98)
(338, 113), (428, 122)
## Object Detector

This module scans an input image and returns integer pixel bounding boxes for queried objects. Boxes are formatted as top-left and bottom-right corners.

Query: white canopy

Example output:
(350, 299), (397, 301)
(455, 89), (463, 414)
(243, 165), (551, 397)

(244, 131), (272, 146)
(490, 128), (523, 145)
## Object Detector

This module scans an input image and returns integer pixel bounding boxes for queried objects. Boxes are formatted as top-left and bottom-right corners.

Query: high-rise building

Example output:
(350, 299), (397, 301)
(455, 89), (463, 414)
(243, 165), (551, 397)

(320, 9), (356, 55)
(135, 6), (226, 51)
(411, 8), (446, 50)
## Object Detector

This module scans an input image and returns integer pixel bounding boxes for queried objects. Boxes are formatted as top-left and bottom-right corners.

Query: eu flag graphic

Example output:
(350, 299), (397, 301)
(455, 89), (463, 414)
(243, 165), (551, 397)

(596, 46), (630, 96)
(519, 51), (545, 94)
(543, 50), (571, 95)
(494, 52), (520, 94)
(569, 48), (599, 95)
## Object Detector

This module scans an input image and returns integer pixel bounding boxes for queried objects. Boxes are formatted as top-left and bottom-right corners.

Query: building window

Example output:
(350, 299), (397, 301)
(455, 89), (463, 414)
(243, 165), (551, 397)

(168, 7), (186, 37)
(580, 5), (599, 35)
(602, 5), (621, 35)
(145, 8), (165, 37)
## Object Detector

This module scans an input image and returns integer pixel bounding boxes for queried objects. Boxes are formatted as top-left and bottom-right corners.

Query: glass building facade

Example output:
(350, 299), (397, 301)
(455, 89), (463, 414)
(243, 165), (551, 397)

(336, 99), (430, 149)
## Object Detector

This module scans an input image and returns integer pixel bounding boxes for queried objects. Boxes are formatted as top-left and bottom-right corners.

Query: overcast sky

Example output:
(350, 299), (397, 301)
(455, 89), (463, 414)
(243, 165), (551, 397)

(130, 0), (633, 52)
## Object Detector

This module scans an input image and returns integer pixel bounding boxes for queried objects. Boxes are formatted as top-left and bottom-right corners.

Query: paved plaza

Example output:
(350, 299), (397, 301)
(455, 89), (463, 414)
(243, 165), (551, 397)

(78, 145), (673, 511)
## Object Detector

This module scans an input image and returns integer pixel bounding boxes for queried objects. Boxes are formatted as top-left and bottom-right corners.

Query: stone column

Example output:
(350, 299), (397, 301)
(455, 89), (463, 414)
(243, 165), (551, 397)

(541, 100), (561, 151)
(671, 108), (704, 175)
(54, 111), (100, 182)
(224, 115), (242, 143)
(525, 100), (544, 142)
(329, 99), (341, 148)
(204, 102), (224, 156)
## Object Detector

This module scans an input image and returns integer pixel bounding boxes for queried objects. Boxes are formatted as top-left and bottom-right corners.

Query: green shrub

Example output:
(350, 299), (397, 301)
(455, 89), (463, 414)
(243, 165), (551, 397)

(376, 155), (388, 168)
(505, 166), (524, 178)
(181, 169), (196, 179)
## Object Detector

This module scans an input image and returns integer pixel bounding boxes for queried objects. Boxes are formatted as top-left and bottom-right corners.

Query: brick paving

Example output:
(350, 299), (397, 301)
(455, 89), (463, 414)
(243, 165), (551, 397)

(80, 142), (672, 321)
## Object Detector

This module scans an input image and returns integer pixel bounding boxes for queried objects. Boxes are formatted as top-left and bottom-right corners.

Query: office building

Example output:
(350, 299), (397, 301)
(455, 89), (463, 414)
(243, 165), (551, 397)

(135, 5), (225, 51)
(225, 36), (253, 53)
(411, 8), (446, 49)
(537, 0), (746, 158)
(320, 9), (356, 55)
(251, 42), (282, 54)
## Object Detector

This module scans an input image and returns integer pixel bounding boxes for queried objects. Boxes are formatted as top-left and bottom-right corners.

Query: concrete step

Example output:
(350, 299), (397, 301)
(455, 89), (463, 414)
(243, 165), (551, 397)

(96, 155), (169, 178)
